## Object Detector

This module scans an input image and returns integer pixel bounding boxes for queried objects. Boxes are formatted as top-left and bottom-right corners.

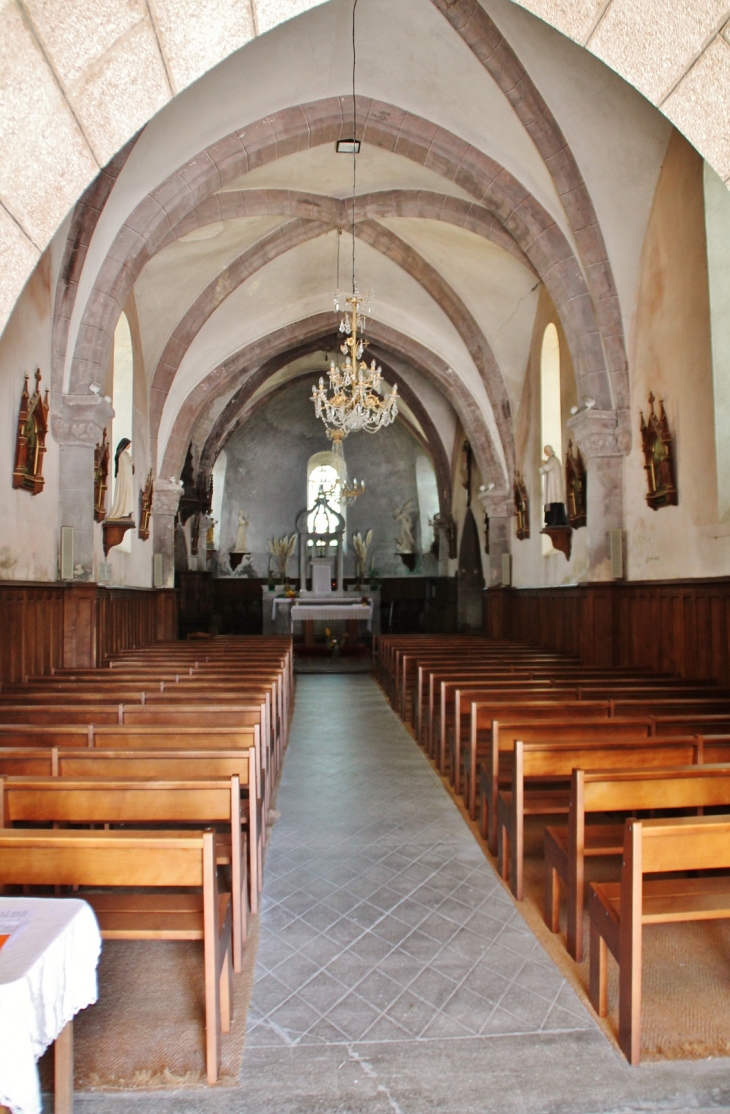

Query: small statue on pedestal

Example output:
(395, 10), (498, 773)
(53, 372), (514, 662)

(539, 445), (567, 527)
(233, 510), (249, 552)
(393, 500), (415, 553)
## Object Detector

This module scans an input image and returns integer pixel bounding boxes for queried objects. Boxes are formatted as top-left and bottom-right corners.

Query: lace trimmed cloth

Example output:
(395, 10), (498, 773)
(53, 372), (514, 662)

(0, 898), (101, 1114)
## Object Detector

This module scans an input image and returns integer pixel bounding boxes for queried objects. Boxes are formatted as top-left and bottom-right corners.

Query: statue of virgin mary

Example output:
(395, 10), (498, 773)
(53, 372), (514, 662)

(109, 438), (135, 520)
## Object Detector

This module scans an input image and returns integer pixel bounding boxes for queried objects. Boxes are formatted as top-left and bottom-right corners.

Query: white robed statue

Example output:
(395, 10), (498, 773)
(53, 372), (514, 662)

(539, 444), (567, 527)
(233, 510), (249, 552)
(108, 438), (135, 520)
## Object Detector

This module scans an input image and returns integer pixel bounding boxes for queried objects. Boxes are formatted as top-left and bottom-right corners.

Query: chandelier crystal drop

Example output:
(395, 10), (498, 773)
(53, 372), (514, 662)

(311, 292), (398, 437)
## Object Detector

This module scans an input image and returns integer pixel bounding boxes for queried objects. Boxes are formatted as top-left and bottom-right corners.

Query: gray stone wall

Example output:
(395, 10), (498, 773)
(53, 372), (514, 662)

(217, 378), (439, 579)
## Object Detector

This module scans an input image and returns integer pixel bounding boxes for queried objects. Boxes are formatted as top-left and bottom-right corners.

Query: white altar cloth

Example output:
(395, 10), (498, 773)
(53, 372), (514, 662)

(0, 897), (101, 1114)
(289, 603), (373, 629)
(271, 596), (372, 619)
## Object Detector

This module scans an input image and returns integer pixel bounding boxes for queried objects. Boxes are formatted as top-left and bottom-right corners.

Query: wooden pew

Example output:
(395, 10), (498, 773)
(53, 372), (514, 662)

(467, 701), (614, 823)
(0, 775), (250, 973)
(0, 705), (122, 725)
(0, 745), (262, 914)
(443, 678), (718, 785)
(588, 815), (730, 1064)
(477, 715), (655, 850)
(0, 828), (232, 1084)
(423, 669), (678, 759)
(0, 748), (55, 775)
(0, 725), (90, 748)
(545, 763), (730, 961)
(496, 736), (702, 902)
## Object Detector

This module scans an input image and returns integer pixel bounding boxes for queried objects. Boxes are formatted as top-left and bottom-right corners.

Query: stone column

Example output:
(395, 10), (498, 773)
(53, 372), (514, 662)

(151, 480), (182, 589)
(567, 408), (624, 581)
(53, 394), (114, 581)
(478, 492), (513, 587)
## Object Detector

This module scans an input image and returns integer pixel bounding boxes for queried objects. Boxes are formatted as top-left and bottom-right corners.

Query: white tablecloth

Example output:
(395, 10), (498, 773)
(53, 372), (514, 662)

(290, 603), (373, 629)
(0, 898), (101, 1114)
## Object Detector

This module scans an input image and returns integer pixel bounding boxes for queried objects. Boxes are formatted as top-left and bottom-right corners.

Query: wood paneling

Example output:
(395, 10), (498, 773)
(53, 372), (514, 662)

(484, 578), (730, 685)
(0, 583), (178, 683)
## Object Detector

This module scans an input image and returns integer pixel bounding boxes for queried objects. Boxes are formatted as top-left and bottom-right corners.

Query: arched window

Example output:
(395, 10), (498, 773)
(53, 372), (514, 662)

(540, 323), (562, 555)
(211, 450), (227, 550)
(307, 463), (341, 544)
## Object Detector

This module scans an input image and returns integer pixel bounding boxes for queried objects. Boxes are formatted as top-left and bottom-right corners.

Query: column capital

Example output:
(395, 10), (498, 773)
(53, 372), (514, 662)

(151, 479), (183, 517)
(52, 394), (114, 447)
(567, 408), (622, 459)
(478, 489), (512, 519)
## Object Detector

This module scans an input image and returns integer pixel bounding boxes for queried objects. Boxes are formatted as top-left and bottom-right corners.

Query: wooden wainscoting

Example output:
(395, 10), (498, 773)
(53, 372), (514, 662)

(484, 578), (730, 686)
(0, 583), (178, 684)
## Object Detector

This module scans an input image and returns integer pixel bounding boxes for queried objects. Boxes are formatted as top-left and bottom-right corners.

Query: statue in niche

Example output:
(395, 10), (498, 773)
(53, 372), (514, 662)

(138, 470), (153, 540)
(640, 393), (678, 510)
(108, 439), (135, 520)
(206, 519), (217, 549)
(565, 440), (587, 528)
(393, 500), (415, 553)
(514, 472), (529, 540)
(93, 430), (110, 522)
(13, 369), (49, 495)
(539, 445), (567, 526)
(233, 510), (250, 552)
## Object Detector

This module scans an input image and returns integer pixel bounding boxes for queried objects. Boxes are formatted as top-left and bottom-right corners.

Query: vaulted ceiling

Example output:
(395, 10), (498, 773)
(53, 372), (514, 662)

(48, 0), (674, 506)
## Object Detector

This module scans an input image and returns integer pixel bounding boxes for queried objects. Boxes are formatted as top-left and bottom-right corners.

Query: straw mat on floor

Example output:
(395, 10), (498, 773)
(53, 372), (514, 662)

(516, 819), (730, 1062)
(39, 916), (259, 1091)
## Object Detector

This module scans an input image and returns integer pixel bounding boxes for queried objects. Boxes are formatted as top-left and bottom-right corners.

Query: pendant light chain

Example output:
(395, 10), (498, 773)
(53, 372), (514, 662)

(352, 0), (358, 296)
(310, 0), (399, 440)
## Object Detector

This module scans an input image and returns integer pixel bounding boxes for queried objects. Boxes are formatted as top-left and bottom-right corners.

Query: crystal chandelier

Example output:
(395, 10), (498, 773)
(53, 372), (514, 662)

(329, 429), (365, 505)
(312, 295), (398, 437)
(310, 0), (398, 443)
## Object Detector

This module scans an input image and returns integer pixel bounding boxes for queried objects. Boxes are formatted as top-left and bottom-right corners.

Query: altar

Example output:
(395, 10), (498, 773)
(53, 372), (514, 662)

(274, 595), (372, 645)
(262, 490), (379, 642)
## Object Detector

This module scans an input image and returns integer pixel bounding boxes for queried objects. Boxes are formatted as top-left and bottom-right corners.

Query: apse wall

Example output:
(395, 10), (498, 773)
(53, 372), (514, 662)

(216, 377), (439, 580)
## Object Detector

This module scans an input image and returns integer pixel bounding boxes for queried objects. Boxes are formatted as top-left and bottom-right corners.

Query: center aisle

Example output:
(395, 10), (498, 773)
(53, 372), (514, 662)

(238, 676), (730, 1114)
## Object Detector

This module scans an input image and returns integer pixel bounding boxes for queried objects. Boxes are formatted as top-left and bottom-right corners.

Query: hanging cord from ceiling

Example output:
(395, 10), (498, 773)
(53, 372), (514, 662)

(351, 0), (358, 295)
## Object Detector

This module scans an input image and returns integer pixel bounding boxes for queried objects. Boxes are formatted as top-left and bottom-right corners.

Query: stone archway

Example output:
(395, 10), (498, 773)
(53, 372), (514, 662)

(61, 97), (617, 424)
(3, 0), (730, 338)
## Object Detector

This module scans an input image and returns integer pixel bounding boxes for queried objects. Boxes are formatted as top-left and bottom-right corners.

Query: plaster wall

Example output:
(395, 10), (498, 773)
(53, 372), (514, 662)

(511, 286), (587, 588)
(624, 130), (727, 581)
(0, 242), (62, 581)
(704, 162), (730, 524)
(216, 378), (438, 581)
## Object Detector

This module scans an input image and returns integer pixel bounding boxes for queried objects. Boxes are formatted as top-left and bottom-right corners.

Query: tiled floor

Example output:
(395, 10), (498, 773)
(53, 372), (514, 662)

(75, 675), (730, 1113)
(247, 676), (589, 1049)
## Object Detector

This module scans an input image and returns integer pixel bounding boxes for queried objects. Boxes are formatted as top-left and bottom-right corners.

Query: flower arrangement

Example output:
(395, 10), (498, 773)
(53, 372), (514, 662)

(324, 627), (343, 658)
(352, 529), (373, 585)
(268, 534), (297, 583)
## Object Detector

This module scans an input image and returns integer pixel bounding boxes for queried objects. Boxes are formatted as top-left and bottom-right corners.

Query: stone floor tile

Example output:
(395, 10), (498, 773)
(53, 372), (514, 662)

(383, 989), (437, 1037)
(296, 970), (350, 1013)
(322, 992), (382, 1041)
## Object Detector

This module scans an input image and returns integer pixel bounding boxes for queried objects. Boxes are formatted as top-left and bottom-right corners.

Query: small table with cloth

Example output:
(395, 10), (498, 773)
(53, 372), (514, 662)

(0, 897), (101, 1114)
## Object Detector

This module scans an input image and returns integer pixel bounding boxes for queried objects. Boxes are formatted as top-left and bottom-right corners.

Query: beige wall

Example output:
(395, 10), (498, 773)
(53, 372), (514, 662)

(0, 244), (61, 581)
(624, 129), (728, 580)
